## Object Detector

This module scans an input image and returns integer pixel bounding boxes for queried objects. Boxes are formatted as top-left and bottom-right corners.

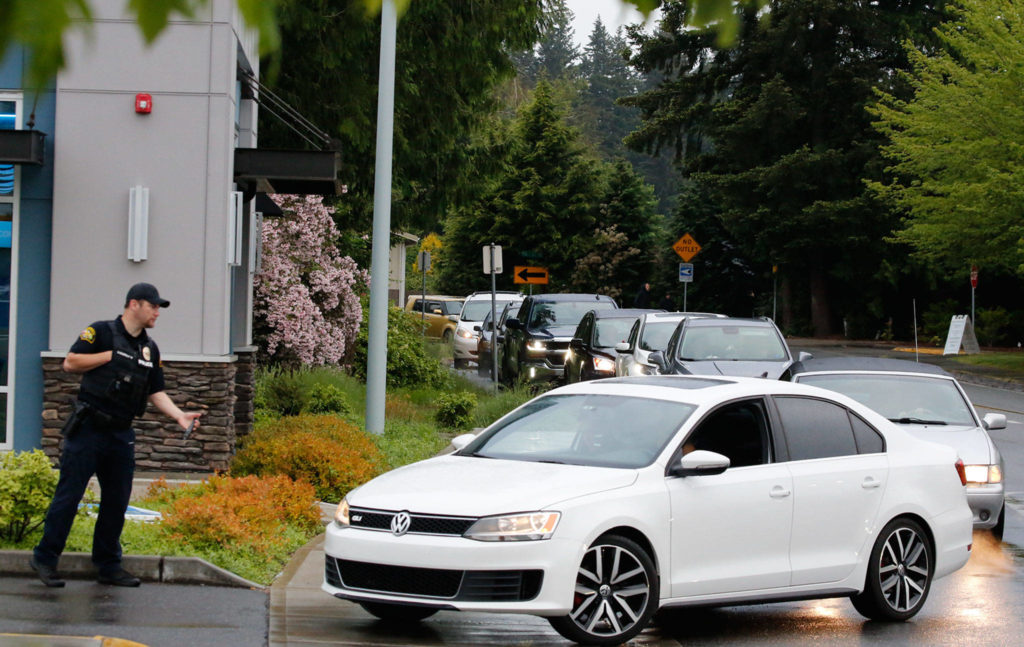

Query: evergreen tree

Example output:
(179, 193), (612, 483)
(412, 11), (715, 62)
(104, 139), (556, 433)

(871, 0), (1024, 275)
(535, 0), (581, 81)
(626, 0), (949, 335)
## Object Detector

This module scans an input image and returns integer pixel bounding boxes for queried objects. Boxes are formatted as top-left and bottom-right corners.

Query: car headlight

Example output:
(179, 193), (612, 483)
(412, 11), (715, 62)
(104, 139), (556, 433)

(457, 328), (475, 339)
(964, 464), (1002, 485)
(526, 340), (547, 352)
(463, 511), (560, 541)
(334, 498), (350, 527)
(593, 357), (615, 372)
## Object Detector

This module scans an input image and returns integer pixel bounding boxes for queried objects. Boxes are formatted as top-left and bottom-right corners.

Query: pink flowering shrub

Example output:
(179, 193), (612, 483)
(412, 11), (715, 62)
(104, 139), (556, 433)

(254, 195), (368, 367)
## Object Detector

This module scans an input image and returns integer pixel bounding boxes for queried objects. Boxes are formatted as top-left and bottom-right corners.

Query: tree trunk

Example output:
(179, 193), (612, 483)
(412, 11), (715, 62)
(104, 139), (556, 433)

(810, 269), (833, 336)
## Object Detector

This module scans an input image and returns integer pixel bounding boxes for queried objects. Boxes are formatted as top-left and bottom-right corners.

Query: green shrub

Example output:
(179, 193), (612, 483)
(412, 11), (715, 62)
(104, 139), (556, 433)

(373, 419), (451, 469)
(351, 306), (453, 389)
(435, 392), (478, 429)
(976, 307), (1012, 347)
(922, 299), (960, 341)
(305, 383), (352, 416)
(231, 414), (384, 502)
(0, 450), (58, 542)
(255, 367), (309, 416)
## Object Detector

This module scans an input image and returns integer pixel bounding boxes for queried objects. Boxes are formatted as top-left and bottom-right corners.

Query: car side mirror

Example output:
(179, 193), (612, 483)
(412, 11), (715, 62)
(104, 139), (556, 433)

(473, 325), (481, 332)
(983, 413), (1007, 430)
(649, 350), (667, 372)
(447, 314), (459, 322)
(451, 433), (477, 451)
(798, 351), (814, 362)
(505, 319), (522, 330)
(670, 450), (730, 477)
(615, 342), (630, 353)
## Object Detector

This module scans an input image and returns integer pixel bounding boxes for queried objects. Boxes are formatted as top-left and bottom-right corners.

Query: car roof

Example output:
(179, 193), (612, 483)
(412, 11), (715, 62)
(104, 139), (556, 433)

(551, 374), (843, 407)
(686, 316), (776, 328)
(641, 312), (723, 324)
(593, 308), (661, 319)
(529, 293), (616, 303)
(409, 294), (463, 301)
(464, 291), (523, 300)
(790, 357), (952, 378)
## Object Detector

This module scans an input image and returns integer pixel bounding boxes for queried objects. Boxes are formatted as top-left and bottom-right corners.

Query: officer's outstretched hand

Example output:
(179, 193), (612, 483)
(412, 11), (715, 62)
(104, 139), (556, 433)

(177, 411), (202, 431)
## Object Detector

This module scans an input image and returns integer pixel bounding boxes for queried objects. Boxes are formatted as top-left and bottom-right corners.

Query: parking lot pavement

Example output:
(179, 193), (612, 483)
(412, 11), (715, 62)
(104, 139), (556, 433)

(0, 574), (268, 647)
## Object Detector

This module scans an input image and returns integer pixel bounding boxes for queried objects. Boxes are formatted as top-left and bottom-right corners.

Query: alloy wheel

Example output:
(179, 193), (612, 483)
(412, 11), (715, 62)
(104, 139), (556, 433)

(877, 525), (930, 613)
(569, 542), (652, 638)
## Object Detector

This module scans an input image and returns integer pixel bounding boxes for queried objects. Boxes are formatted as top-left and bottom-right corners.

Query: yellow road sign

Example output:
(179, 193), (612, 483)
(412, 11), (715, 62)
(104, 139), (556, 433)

(514, 266), (549, 284)
(673, 233), (701, 262)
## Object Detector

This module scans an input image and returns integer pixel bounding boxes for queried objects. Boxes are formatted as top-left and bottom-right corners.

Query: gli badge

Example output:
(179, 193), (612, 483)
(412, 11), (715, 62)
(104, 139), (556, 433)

(390, 511), (412, 537)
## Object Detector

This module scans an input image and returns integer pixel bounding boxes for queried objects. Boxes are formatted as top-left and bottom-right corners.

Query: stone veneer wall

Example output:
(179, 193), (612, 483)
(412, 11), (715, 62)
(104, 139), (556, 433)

(42, 353), (255, 472)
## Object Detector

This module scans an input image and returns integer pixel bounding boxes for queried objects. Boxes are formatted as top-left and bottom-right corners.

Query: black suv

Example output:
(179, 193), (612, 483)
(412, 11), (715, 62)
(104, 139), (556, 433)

(501, 294), (617, 384)
(650, 316), (810, 380)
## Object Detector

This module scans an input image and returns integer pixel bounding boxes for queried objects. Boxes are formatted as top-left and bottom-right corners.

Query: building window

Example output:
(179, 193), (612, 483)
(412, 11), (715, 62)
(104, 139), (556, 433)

(0, 95), (19, 448)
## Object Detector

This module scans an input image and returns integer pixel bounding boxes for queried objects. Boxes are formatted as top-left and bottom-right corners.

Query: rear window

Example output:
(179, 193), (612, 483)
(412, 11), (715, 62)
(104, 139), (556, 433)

(678, 325), (787, 361)
(461, 298), (520, 322)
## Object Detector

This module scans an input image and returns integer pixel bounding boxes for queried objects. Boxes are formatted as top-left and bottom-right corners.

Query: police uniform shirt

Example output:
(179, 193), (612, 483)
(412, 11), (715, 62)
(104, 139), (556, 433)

(72, 316), (165, 418)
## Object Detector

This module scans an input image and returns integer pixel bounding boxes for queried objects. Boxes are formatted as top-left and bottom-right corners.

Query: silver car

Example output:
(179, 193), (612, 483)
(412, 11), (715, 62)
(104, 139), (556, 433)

(614, 312), (725, 377)
(791, 357), (1006, 538)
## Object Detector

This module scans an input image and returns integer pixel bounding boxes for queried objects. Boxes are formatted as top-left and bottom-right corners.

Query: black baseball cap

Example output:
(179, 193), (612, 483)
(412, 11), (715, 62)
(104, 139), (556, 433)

(125, 282), (170, 308)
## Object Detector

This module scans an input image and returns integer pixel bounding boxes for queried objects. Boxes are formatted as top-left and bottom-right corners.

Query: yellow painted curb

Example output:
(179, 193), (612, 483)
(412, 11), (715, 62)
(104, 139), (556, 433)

(892, 347), (948, 355)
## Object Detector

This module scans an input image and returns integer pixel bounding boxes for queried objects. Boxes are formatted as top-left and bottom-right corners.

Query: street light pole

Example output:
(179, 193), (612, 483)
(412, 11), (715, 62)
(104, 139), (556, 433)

(365, 0), (397, 435)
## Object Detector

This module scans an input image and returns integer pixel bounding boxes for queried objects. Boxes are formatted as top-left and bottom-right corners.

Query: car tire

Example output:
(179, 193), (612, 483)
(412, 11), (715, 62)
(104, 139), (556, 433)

(992, 503), (1005, 541)
(443, 329), (454, 343)
(850, 517), (933, 621)
(548, 535), (658, 646)
(453, 358), (468, 369)
(358, 601), (438, 622)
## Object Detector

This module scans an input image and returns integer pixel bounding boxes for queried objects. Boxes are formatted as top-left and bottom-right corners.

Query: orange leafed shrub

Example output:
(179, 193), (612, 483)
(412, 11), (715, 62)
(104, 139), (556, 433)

(159, 474), (321, 556)
(231, 414), (384, 502)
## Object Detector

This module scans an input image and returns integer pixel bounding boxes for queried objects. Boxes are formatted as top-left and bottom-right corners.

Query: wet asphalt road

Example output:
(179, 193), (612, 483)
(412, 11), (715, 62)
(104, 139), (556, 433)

(0, 578), (267, 646)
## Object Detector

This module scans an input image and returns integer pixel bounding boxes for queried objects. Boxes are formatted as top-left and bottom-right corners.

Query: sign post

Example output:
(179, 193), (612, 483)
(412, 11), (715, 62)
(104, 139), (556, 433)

(970, 265), (978, 325)
(678, 263), (694, 312)
(673, 234), (701, 312)
(483, 244), (503, 383)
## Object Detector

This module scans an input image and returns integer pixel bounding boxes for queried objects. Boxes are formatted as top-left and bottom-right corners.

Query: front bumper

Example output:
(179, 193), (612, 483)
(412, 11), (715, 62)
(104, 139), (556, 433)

(323, 522), (580, 615)
(966, 484), (1004, 529)
(454, 332), (480, 360)
(519, 360), (564, 382)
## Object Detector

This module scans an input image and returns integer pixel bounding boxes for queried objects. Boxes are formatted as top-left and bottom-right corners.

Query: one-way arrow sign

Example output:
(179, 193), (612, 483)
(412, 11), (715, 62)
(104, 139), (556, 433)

(514, 265), (549, 284)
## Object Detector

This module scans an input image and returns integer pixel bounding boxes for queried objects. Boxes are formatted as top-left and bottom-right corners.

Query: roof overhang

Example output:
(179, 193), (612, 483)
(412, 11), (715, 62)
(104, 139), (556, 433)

(0, 130), (46, 165)
(234, 148), (343, 197)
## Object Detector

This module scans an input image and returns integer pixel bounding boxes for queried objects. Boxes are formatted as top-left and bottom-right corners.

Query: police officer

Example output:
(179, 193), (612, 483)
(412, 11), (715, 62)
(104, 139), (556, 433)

(30, 283), (202, 588)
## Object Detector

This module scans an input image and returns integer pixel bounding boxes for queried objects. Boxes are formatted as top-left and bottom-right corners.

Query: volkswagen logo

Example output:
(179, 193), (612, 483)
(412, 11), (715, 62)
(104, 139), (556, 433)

(390, 511), (412, 536)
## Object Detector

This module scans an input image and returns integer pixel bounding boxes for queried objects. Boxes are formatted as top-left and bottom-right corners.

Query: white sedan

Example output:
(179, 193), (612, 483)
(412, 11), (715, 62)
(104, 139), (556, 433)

(324, 376), (973, 645)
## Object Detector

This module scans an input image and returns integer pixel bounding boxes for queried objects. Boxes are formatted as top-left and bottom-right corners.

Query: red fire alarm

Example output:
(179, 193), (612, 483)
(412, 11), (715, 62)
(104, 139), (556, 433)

(135, 93), (153, 114)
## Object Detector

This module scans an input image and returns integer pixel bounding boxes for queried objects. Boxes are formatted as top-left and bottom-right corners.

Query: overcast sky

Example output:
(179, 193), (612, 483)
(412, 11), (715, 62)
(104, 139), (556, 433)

(566, 0), (659, 46)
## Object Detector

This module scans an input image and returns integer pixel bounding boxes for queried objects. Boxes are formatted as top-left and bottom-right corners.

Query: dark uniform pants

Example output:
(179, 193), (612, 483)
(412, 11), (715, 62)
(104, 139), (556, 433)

(33, 414), (135, 574)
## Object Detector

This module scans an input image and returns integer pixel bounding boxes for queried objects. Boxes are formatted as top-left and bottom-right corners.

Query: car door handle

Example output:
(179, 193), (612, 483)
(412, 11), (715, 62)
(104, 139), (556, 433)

(769, 486), (791, 499)
(862, 477), (881, 489)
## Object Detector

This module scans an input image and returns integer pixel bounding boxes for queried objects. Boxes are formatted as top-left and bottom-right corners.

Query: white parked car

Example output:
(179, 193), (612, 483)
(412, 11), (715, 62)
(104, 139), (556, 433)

(324, 376), (973, 645)
(453, 291), (523, 369)
(791, 356), (1007, 537)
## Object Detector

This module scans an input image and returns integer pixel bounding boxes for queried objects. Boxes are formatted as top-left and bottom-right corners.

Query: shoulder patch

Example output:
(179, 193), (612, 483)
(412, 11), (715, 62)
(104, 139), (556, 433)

(80, 327), (96, 344)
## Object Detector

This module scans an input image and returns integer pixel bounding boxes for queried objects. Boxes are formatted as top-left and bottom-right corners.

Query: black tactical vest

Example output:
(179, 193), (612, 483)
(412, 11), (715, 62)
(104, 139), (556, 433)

(78, 321), (155, 418)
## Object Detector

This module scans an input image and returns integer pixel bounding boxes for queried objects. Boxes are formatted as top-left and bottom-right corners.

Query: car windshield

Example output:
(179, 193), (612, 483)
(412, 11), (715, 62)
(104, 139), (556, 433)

(529, 301), (616, 329)
(594, 318), (638, 349)
(640, 321), (679, 351)
(678, 325), (787, 361)
(797, 374), (977, 426)
(436, 301), (462, 316)
(461, 299), (519, 322)
(461, 394), (695, 468)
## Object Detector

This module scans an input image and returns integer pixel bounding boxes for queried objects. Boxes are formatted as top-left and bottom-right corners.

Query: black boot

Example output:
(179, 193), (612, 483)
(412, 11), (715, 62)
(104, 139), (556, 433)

(29, 557), (66, 588)
(97, 568), (141, 587)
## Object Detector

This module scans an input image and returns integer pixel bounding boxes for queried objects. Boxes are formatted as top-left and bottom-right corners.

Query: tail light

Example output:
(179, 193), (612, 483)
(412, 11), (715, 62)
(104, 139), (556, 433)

(955, 459), (967, 486)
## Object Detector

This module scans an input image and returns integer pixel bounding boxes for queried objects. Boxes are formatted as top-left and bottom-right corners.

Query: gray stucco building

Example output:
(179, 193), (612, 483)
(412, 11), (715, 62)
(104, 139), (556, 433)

(0, 0), (325, 469)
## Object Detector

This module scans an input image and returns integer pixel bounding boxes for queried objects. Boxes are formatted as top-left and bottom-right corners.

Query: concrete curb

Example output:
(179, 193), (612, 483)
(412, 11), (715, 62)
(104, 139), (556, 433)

(0, 550), (263, 589)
